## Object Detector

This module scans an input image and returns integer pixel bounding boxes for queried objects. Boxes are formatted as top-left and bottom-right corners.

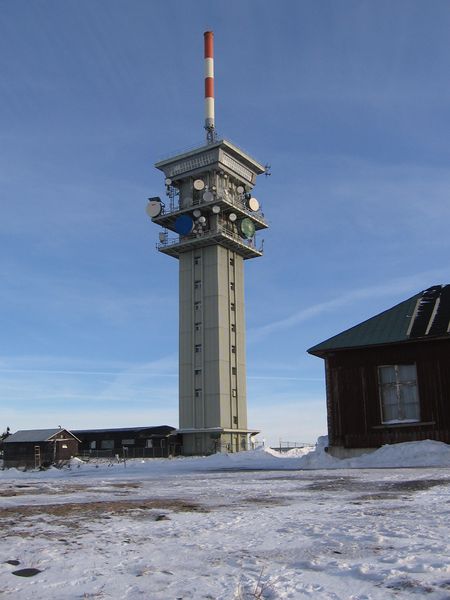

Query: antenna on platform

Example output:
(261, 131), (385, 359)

(204, 31), (216, 144)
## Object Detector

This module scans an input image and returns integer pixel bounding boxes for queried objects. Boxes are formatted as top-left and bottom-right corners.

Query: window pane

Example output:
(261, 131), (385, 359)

(379, 366), (396, 384)
(397, 364), (417, 383)
(382, 386), (399, 422)
(101, 440), (114, 450)
(400, 385), (420, 420)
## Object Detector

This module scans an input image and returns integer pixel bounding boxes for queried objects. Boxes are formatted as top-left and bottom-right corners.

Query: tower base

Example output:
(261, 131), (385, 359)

(177, 428), (259, 456)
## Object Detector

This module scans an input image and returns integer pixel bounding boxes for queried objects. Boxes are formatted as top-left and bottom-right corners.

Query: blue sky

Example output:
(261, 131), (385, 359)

(1, 1), (450, 445)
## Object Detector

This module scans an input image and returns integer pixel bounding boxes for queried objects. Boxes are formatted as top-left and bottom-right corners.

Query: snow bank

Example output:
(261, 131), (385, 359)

(1, 438), (449, 480)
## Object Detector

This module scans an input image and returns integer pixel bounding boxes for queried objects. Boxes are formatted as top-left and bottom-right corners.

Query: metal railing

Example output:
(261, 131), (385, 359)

(157, 224), (263, 254)
(158, 191), (267, 225)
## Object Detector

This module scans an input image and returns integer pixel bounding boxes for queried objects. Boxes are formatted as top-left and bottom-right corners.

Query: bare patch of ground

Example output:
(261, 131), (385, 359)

(0, 481), (142, 498)
(0, 497), (207, 539)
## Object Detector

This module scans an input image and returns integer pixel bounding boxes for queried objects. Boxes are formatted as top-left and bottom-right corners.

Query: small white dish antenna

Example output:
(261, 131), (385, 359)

(211, 205), (220, 214)
(198, 216), (206, 224)
(229, 213), (237, 222)
(248, 197), (260, 212)
(165, 178), (172, 186)
(146, 200), (162, 218)
(194, 179), (205, 191)
(203, 191), (214, 202)
(236, 185), (244, 194)
(193, 209), (202, 218)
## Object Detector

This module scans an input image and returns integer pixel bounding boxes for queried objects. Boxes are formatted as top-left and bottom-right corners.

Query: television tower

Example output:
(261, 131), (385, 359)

(147, 32), (268, 455)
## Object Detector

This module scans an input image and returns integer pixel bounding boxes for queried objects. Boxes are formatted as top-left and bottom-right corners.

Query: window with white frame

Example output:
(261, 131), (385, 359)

(378, 364), (420, 424)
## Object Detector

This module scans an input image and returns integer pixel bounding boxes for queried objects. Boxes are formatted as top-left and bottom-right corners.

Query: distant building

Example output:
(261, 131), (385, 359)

(72, 426), (181, 458)
(308, 285), (450, 457)
(3, 428), (80, 469)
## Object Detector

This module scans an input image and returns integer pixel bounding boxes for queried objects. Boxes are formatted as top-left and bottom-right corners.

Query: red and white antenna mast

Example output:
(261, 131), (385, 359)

(204, 31), (216, 144)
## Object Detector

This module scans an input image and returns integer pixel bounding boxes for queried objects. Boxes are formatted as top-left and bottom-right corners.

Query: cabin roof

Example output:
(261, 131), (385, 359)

(72, 425), (175, 435)
(3, 428), (80, 444)
(308, 284), (450, 357)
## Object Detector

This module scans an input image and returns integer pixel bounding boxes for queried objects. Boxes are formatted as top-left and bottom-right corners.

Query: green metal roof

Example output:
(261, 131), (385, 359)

(307, 293), (422, 356)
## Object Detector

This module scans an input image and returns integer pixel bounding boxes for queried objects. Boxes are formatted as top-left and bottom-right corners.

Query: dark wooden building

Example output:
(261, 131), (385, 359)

(308, 285), (450, 457)
(3, 428), (80, 469)
(72, 426), (181, 458)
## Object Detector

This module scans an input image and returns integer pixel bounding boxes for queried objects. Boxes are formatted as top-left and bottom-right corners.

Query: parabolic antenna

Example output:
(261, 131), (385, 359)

(198, 216), (206, 224)
(146, 200), (162, 218)
(247, 197), (260, 212)
(236, 185), (245, 194)
(229, 213), (237, 222)
(165, 178), (172, 186)
(203, 190), (214, 202)
(193, 179), (205, 191)
(239, 217), (255, 239)
(174, 214), (194, 235)
(211, 205), (220, 214)
(193, 209), (202, 218)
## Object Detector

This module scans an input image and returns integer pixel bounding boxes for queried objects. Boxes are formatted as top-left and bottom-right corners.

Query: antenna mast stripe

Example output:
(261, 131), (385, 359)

(204, 31), (214, 58)
(204, 57), (214, 78)
(205, 78), (214, 98)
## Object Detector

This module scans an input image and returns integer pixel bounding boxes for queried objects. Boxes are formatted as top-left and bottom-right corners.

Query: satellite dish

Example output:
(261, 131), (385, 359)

(229, 213), (237, 222)
(174, 215), (194, 235)
(236, 185), (244, 194)
(193, 209), (202, 218)
(146, 200), (162, 218)
(203, 191), (214, 202)
(198, 216), (206, 224)
(193, 179), (205, 191)
(239, 218), (256, 239)
(247, 197), (260, 212)
(211, 205), (220, 214)
(165, 178), (172, 186)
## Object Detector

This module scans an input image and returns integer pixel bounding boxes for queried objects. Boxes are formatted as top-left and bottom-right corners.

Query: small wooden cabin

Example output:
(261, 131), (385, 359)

(308, 285), (450, 457)
(3, 428), (80, 469)
(72, 426), (181, 458)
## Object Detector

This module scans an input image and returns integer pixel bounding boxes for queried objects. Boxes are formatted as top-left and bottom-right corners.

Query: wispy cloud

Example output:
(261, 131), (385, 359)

(249, 270), (447, 342)
(0, 354), (179, 431)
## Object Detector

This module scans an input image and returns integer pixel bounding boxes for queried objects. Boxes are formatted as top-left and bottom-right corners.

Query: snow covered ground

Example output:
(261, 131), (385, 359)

(1, 440), (450, 599)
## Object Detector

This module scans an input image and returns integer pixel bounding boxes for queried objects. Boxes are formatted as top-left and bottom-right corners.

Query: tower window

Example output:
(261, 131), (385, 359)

(230, 303), (235, 311)
(194, 256), (201, 265)
(232, 367), (237, 375)
(231, 323), (236, 332)
(195, 369), (202, 376)
(195, 388), (202, 398)
(195, 344), (202, 353)
(231, 345), (236, 354)
(230, 282), (235, 290)
(232, 389), (237, 397)
(233, 416), (238, 425)
(195, 301), (201, 311)
(194, 280), (201, 289)
(229, 257), (235, 266)
(195, 322), (202, 331)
